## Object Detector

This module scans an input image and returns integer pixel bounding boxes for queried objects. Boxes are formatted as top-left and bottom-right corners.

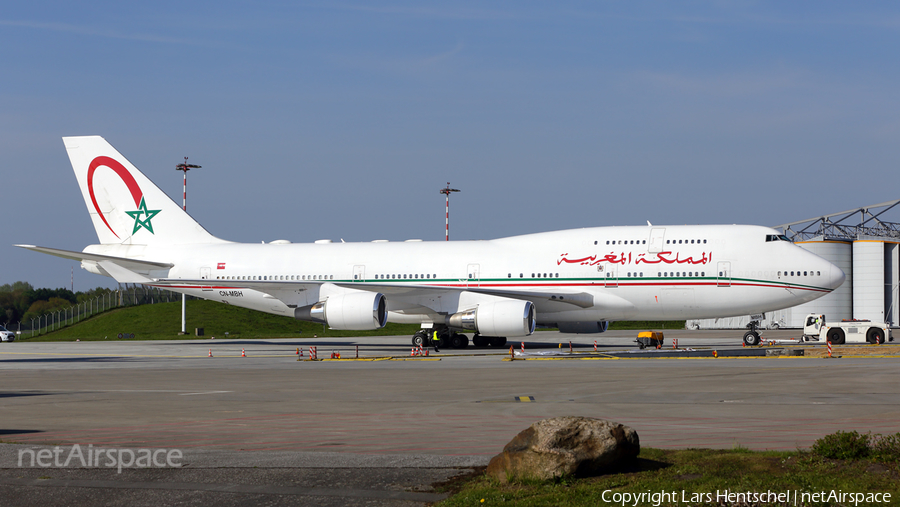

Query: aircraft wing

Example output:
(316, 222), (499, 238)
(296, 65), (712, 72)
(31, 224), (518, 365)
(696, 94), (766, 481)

(148, 277), (595, 313)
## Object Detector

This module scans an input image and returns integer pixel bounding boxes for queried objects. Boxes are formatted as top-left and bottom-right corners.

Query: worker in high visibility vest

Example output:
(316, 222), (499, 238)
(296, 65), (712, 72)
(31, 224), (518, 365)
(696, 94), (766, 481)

(432, 330), (440, 352)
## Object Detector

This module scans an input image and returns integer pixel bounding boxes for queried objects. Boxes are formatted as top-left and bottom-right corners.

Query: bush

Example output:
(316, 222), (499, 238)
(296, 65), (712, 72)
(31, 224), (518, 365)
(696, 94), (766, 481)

(811, 431), (871, 460)
(870, 433), (900, 463)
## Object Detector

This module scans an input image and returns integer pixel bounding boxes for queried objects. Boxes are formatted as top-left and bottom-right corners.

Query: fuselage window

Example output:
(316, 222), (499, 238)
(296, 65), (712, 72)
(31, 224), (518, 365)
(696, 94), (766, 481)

(594, 241), (598, 245)
(520, 273), (523, 278)
(639, 272), (643, 277)
(703, 239), (707, 244)
(701, 272), (704, 276)
(666, 240), (670, 244)
(804, 271), (807, 276)
(817, 271), (821, 276)
(606, 241), (610, 245)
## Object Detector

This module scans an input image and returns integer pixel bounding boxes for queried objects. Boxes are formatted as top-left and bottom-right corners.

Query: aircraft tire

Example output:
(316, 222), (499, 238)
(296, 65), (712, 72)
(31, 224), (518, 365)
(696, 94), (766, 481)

(487, 336), (508, 347)
(742, 331), (760, 346)
(472, 334), (488, 347)
(450, 333), (468, 349)
(826, 328), (845, 345)
(412, 331), (427, 347)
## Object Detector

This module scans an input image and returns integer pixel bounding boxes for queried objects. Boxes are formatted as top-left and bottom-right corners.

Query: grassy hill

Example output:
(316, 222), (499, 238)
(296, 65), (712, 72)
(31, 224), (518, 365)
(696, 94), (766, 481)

(21, 300), (423, 342)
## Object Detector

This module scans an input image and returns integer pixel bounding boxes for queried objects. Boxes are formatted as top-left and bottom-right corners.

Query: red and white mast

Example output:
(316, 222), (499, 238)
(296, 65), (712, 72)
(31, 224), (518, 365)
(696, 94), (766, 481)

(175, 157), (201, 335)
(439, 183), (460, 241)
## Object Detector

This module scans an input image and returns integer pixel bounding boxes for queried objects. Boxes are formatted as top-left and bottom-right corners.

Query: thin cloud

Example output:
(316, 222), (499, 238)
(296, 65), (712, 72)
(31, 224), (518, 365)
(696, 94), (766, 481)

(0, 19), (219, 46)
(422, 41), (465, 65)
(632, 69), (809, 98)
(317, 3), (519, 20)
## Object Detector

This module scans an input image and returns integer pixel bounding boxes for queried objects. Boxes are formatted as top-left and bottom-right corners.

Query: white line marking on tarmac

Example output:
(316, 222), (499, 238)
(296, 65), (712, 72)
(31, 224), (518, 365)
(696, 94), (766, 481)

(179, 391), (233, 396)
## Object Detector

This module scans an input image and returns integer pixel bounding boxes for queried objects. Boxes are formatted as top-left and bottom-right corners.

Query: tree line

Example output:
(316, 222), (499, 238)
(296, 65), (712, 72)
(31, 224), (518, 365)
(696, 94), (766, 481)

(0, 282), (116, 325)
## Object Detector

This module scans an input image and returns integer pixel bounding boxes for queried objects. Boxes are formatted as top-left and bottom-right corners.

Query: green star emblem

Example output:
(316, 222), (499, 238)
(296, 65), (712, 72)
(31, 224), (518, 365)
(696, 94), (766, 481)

(125, 197), (161, 235)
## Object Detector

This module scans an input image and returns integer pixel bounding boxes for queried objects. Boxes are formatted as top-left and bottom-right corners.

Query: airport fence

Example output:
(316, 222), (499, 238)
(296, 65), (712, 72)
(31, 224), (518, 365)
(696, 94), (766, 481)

(10, 285), (189, 338)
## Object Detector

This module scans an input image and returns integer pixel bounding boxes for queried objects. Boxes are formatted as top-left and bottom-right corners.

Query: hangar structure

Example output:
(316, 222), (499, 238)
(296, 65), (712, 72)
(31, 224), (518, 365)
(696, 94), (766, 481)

(687, 200), (900, 330)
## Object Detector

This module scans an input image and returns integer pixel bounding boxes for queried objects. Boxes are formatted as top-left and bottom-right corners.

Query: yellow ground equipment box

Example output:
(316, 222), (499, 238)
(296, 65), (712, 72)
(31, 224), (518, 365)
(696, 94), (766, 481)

(636, 331), (664, 349)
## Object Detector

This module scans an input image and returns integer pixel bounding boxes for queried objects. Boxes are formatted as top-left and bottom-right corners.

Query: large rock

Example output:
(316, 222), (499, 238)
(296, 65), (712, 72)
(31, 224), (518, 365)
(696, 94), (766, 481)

(486, 416), (639, 482)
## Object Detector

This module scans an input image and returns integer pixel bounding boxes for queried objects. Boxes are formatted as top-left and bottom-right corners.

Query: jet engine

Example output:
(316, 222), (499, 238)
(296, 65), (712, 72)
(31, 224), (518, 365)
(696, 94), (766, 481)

(449, 300), (535, 337)
(295, 292), (387, 330)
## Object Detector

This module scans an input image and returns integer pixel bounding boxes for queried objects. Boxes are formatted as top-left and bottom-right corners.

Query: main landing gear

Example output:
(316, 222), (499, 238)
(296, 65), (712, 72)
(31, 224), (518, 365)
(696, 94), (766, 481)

(742, 320), (761, 346)
(411, 329), (507, 349)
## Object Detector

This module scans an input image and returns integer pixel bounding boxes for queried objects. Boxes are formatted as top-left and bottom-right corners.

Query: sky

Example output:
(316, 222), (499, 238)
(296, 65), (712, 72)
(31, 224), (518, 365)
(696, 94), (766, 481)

(2, 1), (900, 291)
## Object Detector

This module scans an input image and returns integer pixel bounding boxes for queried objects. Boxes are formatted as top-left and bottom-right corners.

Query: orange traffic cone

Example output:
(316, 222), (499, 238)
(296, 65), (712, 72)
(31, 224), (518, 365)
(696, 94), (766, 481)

(208, 349), (212, 357)
(241, 348), (246, 357)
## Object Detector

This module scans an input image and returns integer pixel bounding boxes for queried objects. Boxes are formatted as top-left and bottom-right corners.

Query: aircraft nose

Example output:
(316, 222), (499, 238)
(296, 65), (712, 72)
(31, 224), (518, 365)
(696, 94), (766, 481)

(828, 264), (846, 291)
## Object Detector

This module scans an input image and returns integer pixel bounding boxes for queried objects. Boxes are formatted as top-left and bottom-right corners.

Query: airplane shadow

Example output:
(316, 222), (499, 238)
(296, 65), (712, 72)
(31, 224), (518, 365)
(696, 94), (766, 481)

(575, 456), (671, 478)
(0, 429), (44, 436)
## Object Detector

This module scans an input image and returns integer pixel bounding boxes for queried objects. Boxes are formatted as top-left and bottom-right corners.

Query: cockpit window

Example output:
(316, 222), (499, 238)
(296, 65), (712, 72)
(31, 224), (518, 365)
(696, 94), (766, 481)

(765, 234), (791, 242)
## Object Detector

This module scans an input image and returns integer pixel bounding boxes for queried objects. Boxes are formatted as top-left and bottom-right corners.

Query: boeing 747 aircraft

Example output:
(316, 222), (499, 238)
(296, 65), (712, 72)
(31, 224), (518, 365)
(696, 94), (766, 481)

(18, 136), (845, 347)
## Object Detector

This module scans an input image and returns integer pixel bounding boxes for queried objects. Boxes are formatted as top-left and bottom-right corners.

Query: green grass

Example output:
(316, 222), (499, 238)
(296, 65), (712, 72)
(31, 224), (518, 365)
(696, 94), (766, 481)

(437, 447), (900, 506)
(19, 299), (423, 341)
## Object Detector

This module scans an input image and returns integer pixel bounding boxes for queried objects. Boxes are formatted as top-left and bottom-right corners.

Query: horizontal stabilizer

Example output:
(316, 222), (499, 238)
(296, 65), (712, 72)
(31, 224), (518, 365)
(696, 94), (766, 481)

(15, 245), (174, 273)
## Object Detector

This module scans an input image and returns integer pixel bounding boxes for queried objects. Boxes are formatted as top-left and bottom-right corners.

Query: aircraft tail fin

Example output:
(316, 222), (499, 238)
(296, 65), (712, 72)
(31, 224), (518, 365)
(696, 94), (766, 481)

(63, 136), (227, 246)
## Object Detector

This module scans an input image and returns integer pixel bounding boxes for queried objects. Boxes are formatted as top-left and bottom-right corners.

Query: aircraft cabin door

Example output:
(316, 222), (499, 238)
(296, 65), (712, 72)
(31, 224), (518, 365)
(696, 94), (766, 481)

(466, 264), (480, 287)
(649, 228), (666, 253)
(603, 263), (618, 288)
(353, 265), (365, 282)
(200, 267), (212, 292)
(717, 261), (731, 287)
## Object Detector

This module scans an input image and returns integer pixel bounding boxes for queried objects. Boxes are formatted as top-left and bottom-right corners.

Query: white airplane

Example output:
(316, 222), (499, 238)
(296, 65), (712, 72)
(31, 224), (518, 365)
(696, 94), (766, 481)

(18, 136), (845, 347)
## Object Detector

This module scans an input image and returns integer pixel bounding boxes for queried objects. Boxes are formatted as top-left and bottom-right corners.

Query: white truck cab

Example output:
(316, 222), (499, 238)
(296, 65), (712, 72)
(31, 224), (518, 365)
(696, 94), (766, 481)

(802, 314), (892, 344)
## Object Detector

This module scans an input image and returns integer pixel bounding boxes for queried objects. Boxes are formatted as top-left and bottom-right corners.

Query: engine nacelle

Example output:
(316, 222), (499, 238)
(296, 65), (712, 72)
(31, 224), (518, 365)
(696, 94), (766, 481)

(449, 300), (535, 337)
(295, 292), (387, 330)
(557, 321), (610, 334)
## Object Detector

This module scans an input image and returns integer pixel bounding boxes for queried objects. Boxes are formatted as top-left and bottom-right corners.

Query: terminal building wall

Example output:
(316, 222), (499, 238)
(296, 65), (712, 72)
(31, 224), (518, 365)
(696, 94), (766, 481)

(853, 241), (885, 323)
